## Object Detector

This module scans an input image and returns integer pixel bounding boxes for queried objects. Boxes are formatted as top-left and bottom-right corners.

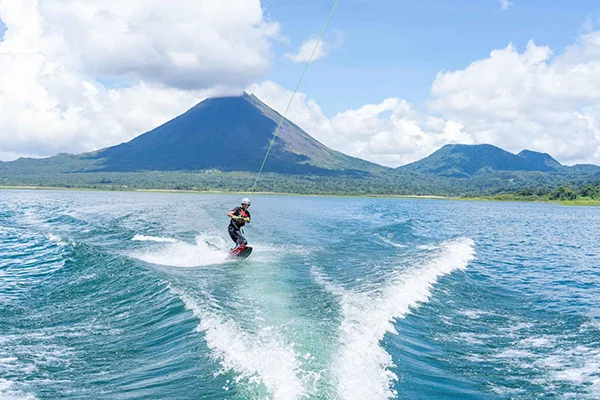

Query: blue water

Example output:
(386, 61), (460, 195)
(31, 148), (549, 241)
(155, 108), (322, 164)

(1, 190), (599, 399)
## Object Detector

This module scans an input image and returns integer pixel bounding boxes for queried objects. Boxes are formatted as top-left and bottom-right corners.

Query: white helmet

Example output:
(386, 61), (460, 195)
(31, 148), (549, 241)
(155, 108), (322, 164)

(241, 197), (251, 206)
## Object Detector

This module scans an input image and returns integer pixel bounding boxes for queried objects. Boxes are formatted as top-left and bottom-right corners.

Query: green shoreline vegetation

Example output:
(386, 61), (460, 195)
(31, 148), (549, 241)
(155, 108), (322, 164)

(0, 184), (449, 200)
(2, 181), (599, 205)
(460, 184), (600, 206)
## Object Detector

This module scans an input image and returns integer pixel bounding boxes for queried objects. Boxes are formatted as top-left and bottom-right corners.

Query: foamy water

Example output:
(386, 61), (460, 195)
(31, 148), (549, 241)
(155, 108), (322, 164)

(0, 379), (36, 400)
(129, 234), (232, 267)
(132, 234), (178, 243)
(378, 236), (407, 248)
(170, 286), (308, 399)
(314, 238), (476, 399)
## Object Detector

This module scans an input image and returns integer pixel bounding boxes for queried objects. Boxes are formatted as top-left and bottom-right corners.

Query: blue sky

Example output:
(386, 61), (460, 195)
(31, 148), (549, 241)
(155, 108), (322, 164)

(264, 0), (600, 116)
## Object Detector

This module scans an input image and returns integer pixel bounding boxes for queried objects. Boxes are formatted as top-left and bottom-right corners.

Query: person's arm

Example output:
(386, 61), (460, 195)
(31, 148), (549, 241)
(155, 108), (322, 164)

(227, 207), (239, 218)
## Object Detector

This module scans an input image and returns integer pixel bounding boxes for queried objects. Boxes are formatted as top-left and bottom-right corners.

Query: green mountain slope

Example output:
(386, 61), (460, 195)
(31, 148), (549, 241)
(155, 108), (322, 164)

(398, 144), (561, 177)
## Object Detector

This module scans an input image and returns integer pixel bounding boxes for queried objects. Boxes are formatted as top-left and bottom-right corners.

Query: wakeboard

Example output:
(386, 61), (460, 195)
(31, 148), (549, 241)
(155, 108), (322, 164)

(229, 245), (253, 259)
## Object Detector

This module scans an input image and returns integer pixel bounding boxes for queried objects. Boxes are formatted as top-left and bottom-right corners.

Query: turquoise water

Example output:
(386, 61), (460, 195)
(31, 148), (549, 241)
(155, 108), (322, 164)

(1, 189), (599, 399)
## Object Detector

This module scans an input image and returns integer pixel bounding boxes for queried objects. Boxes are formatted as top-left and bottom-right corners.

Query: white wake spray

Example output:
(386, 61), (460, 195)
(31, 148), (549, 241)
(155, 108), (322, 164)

(169, 285), (307, 400)
(313, 237), (476, 400)
(132, 234), (178, 243)
(129, 234), (232, 267)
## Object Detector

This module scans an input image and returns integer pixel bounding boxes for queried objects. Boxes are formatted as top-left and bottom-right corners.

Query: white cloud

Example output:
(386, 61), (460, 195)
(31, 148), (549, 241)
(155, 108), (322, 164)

(283, 30), (343, 63)
(247, 81), (468, 167)
(0, 0), (278, 160)
(498, 0), (513, 10)
(284, 38), (327, 63)
(249, 32), (600, 167)
(36, 0), (281, 89)
(429, 36), (600, 164)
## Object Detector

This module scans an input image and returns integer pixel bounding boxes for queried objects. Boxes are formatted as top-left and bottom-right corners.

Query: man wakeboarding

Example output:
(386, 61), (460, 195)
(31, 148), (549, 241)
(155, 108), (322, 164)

(227, 197), (252, 258)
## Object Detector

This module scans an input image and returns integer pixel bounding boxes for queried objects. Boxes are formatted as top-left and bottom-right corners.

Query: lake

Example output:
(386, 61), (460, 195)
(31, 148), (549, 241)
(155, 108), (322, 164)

(1, 189), (599, 399)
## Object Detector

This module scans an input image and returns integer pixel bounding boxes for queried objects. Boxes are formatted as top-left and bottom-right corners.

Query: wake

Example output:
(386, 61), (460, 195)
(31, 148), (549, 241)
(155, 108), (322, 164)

(169, 285), (308, 400)
(143, 231), (474, 399)
(313, 237), (476, 400)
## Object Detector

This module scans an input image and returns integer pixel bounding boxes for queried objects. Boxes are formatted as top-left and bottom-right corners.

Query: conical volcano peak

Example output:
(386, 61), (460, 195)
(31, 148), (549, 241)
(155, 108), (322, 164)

(88, 93), (383, 175)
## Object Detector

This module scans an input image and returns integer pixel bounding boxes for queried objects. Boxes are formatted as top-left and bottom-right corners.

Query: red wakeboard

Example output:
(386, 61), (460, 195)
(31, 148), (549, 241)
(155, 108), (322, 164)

(229, 244), (253, 259)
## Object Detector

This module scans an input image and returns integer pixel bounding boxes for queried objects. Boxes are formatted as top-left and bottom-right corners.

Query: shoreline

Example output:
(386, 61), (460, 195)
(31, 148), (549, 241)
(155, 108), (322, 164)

(133, 188), (451, 200)
(457, 196), (600, 206)
(0, 185), (449, 200)
(1, 185), (598, 205)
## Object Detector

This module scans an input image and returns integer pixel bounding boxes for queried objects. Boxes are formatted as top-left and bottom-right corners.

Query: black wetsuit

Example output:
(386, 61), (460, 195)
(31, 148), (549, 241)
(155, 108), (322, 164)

(228, 206), (251, 247)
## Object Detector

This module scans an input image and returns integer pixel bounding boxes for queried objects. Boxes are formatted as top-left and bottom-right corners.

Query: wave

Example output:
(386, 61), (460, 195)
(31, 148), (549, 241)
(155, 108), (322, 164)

(131, 234), (178, 243)
(313, 237), (476, 400)
(538, 346), (600, 397)
(46, 233), (68, 247)
(0, 379), (37, 400)
(169, 285), (309, 400)
(378, 236), (407, 248)
(0, 229), (68, 304)
(485, 321), (600, 398)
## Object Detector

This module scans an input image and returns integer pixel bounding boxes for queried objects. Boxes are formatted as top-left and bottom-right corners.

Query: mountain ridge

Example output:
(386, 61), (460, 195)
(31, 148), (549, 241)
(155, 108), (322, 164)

(395, 143), (599, 178)
(516, 149), (562, 170)
(1, 93), (599, 195)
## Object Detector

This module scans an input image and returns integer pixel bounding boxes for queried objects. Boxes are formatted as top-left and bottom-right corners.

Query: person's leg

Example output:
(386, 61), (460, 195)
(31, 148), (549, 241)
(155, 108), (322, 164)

(228, 225), (238, 245)
(228, 225), (247, 247)
(234, 229), (247, 247)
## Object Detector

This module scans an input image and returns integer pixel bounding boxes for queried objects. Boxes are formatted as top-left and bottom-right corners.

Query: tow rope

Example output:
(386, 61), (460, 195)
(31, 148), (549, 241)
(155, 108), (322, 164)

(251, 0), (341, 192)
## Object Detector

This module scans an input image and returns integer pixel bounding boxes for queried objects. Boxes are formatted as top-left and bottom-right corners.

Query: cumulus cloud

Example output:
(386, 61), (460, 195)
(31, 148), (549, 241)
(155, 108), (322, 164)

(284, 38), (327, 63)
(429, 36), (600, 164)
(36, 0), (281, 89)
(498, 0), (513, 10)
(247, 81), (469, 167)
(0, 0), (279, 160)
(249, 32), (600, 167)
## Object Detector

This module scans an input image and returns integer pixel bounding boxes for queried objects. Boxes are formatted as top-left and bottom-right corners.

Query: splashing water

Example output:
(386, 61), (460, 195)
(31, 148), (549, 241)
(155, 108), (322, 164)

(314, 238), (476, 400)
(129, 234), (233, 267)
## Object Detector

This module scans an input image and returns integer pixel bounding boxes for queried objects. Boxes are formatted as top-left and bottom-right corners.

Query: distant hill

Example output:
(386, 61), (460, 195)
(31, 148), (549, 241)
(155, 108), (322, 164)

(397, 144), (565, 178)
(516, 150), (562, 171)
(567, 164), (600, 174)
